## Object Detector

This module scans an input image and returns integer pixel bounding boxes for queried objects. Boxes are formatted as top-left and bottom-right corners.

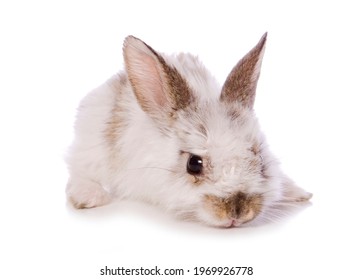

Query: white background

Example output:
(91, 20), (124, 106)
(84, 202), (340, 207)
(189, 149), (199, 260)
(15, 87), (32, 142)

(1, 1), (352, 279)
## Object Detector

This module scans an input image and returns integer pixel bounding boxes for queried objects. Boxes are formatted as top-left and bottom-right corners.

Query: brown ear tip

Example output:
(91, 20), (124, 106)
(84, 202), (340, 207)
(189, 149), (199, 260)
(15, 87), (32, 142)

(260, 32), (268, 45)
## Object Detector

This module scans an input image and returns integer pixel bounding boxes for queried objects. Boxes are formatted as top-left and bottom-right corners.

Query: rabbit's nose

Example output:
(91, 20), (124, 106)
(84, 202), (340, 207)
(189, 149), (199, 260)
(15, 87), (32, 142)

(228, 192), (248, 217)
(226, 191), (263, 224)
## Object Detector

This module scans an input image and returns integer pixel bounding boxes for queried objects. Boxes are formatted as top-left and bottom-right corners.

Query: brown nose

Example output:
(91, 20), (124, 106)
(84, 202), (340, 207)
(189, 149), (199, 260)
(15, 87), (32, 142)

(227, 192), (249, 217)
(226, 192), (262, 221)
(203, 192), (263, 224)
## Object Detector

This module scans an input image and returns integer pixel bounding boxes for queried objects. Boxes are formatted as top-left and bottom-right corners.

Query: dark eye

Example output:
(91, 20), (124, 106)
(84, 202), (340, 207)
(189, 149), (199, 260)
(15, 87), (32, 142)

(187, 154), (203, 175)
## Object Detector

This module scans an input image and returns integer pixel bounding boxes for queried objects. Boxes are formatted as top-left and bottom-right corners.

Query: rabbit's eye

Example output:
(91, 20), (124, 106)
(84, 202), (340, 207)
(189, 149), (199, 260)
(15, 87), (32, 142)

(187, 154), (203, 175)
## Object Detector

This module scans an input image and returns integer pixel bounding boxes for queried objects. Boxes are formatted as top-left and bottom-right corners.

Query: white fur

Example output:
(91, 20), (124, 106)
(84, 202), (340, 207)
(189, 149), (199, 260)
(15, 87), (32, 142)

(66, 35), (312, 227)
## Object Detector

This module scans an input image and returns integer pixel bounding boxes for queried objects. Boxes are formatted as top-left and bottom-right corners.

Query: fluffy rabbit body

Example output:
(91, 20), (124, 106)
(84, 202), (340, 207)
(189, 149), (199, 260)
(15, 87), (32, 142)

(66, 34), (312, 227)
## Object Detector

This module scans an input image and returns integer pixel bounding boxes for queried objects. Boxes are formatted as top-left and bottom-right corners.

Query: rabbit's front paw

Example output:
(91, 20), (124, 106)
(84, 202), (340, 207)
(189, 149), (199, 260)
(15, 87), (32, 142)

(66, 179), (111, 209)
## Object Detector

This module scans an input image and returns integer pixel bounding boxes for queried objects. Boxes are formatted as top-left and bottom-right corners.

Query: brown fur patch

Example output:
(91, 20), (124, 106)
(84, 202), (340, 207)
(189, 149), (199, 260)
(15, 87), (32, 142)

(250, 142), (261, 156)
(104, 74), (128, 147)
(203, 195), (229, 219)
(204, 192), (263, 223)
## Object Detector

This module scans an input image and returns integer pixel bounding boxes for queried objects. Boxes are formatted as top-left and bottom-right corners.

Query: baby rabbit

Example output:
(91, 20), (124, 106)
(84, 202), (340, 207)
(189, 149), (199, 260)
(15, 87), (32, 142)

(66, 33), (312, 227)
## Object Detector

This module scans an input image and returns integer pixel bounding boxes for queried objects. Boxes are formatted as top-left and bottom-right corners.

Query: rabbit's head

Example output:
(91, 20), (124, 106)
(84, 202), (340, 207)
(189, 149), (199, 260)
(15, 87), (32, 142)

(123, 34), (285, 227)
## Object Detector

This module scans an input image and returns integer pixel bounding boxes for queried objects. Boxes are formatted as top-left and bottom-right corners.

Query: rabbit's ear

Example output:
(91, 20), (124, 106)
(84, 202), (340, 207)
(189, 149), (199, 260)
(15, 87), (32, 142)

(220, 33), (267, 109)
(123, 36), (192, 116)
